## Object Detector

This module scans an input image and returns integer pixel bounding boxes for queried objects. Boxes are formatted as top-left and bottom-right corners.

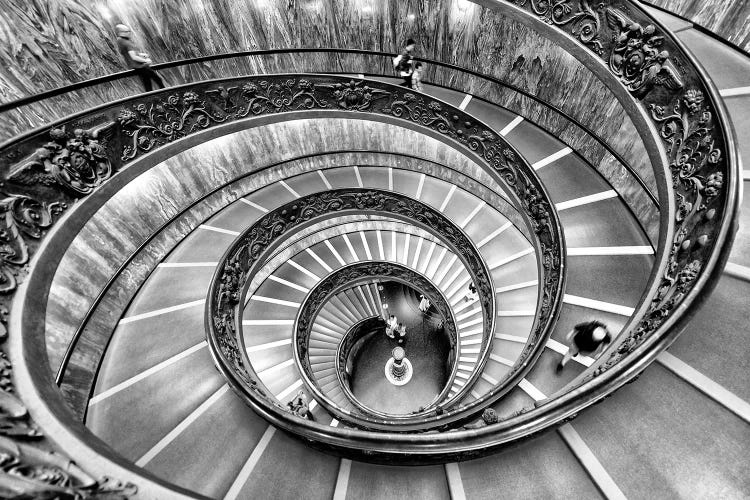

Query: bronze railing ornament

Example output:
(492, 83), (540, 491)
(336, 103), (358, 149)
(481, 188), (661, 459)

(500, 0), (738, 380)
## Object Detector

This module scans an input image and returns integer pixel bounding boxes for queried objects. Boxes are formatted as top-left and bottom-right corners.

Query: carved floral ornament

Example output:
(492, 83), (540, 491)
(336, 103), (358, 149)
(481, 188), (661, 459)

(8, 125), (115, 197)
(596, 88), (725, 371)
(606, 8), (684, 97)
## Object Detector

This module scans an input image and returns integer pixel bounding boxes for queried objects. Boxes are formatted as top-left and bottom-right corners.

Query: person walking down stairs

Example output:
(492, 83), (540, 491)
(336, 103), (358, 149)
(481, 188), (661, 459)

(287, 389), (315, 422)
(393, 38), (417, 88)
(115, 24), (166, 92)
(386, 314), (398, 338)
(557, 320), (612, 373)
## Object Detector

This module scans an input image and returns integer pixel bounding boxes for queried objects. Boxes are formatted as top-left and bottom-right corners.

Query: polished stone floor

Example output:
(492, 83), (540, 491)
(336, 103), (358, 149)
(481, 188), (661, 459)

(349, 282), (450, 414)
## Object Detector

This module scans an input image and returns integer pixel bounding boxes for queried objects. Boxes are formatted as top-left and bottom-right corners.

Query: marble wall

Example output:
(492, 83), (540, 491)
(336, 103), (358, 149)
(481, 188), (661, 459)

(645, 0), (750, 52)
(0, 0), (651, 200)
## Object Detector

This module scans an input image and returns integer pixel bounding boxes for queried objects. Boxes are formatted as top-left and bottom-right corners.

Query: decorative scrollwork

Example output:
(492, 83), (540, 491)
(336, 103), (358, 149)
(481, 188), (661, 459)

(606, 8), (683, 97)
(514, 0), (605, 54)
(0, 193), (65, 297)
(0, 348), (42, 440)
(650, 89), (722, 201)
(319, 80), (390, 111)
(594, 87), (725, 374)
(7, 125), (115, 196)
(0, 436), (137, 499)
(117, 91), (217, 161)
(119, 79), (330, 161)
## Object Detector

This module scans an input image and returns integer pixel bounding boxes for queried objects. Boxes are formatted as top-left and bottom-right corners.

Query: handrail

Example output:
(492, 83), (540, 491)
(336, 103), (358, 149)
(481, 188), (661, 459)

(0, 47), (658, 209)
(335, 316), (386, 413)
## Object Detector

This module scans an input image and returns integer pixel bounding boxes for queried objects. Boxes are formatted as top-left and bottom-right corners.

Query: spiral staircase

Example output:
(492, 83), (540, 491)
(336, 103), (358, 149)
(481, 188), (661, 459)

(0, 1), (747, 499)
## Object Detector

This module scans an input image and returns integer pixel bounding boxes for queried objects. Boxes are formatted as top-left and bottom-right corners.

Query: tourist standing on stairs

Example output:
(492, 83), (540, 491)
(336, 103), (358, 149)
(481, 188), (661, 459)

(393, 38), (416, 87)
(386, 314), (398, 338)
(556, 320), (612, 373)
(419, 294), (430, 313)
(396, 323), (407, 346)
(116, 24), (166, 92)
(287, 389), (315, 422)
(411, 62), (425, 92)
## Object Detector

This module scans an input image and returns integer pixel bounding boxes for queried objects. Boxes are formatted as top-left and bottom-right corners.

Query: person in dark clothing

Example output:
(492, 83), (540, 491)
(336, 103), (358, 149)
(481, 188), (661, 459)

(287, 389), (315, 422)
(393, 38), (416, 87)
(396, 323), (407, 346)
(411, 61), (424, 91)
(556, 320), (611, 372)
(116, 24), (165, 92)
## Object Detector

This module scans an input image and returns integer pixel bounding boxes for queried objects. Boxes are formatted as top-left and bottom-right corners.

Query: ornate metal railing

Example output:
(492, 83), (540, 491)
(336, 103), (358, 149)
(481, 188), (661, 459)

(209, 188), (501, 431)
(497, 0), (739, 389)
(293, 262), (460, 426)
(0, 72), (558, 492)
(0, 0), (737, 492)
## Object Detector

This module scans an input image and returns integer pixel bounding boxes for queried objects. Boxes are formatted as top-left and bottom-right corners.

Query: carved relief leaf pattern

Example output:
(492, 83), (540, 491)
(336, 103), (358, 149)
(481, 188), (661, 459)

(0, 436), (137, 498)
(0, 194), (65, 298)
(606, 7), (684, 97)
(515, 0), (605, 53)
(593, 86), (724, 374)
(8, 125), (116, 196)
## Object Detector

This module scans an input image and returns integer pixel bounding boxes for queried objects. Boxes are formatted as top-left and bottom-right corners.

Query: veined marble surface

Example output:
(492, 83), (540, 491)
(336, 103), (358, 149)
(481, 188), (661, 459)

(646, 0), (750, 51)
(0, 0), (649, 196)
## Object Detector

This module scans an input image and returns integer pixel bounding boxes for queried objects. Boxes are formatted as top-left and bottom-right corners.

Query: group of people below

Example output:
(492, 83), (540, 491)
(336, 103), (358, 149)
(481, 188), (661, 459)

(385, 314), (407, 345)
